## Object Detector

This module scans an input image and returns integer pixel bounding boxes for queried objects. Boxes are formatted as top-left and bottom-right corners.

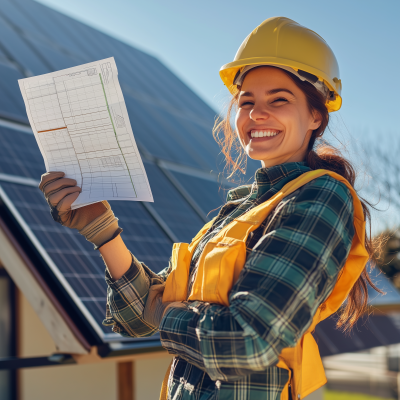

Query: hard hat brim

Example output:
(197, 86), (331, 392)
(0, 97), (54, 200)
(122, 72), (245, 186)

(220, 57), (342, 113)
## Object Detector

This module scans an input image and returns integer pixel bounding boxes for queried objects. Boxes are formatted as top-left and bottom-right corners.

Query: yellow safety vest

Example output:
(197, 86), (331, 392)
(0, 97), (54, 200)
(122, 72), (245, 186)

(162, 169), (368, 399)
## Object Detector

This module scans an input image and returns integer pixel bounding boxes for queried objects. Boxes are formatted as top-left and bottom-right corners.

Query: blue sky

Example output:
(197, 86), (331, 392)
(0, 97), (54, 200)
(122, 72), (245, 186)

(37, 0), (399, 140)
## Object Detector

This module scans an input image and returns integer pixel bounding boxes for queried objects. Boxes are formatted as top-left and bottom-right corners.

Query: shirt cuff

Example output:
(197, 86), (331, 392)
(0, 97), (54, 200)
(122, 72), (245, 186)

(105, 253), (148, 288)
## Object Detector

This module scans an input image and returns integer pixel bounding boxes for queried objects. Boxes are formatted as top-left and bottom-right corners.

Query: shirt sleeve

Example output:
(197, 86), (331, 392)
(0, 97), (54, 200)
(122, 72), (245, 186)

(102, 253), (171, 337)
(159, 176), (356, 380)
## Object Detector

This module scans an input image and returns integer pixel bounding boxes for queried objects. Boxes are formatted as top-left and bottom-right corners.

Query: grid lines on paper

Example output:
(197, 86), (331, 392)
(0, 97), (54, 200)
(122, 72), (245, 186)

(22, 65), (151, 203)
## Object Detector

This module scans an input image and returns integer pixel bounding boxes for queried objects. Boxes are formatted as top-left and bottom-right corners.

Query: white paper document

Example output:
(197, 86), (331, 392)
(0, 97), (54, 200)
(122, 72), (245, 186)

(19, 57), (153, 208)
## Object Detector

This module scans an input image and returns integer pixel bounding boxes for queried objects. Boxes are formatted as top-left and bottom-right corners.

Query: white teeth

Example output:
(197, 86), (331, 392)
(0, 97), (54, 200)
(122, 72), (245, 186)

(251, 130), (279, 138)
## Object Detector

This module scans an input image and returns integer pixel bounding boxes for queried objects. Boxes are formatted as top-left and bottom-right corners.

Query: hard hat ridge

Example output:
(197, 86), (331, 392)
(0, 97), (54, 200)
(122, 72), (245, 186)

(219, 17), (342, 112)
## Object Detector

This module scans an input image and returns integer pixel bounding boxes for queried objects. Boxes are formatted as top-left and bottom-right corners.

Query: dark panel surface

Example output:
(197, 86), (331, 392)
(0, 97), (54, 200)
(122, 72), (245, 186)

(0, 63), (27, 120)
(0, 13), (50, 75)
(0, 181), (172, 336)
(315, 314), (400, 357)
(0, 127), (44, 179)
(170, 170), (229, 219)
(144, 162), (204, 242)
(0, 0), (222, 168)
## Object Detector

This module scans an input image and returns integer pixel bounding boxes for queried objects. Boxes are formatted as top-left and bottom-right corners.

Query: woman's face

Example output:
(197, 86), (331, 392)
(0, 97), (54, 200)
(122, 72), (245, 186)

(235, 66), (322, 168)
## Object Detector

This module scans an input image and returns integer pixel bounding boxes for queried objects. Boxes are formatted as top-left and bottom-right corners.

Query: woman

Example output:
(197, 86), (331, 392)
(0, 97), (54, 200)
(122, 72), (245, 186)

(39, 17), (379, 400)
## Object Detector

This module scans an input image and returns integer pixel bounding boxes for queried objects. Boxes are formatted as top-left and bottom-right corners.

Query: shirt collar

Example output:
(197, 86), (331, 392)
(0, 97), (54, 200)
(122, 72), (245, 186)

(227, 162), (310, 201)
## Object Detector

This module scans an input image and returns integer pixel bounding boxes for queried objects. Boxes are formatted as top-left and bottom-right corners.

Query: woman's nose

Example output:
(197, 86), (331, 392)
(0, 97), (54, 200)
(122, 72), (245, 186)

(249, 106), (269, 121)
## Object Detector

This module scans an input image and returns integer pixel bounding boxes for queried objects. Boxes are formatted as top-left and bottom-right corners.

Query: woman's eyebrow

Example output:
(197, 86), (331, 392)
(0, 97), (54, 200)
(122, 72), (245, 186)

(266, 88), (294, 96)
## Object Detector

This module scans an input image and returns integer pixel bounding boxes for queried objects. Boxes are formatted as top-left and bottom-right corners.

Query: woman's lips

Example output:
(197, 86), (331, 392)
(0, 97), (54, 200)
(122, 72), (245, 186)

(247, 129), (282, 141)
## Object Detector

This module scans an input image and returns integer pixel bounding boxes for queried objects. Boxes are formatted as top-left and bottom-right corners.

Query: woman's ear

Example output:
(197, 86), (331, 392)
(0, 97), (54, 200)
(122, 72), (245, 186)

(310, 110), (323, 130)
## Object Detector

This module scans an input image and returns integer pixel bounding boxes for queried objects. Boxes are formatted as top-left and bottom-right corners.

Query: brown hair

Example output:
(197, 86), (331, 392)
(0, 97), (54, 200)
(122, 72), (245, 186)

(213, 68), (382, 332)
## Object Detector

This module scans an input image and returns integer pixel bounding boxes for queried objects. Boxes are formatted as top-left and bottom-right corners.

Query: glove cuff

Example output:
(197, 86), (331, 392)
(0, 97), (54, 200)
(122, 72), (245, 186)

(79, 207), (122, 249)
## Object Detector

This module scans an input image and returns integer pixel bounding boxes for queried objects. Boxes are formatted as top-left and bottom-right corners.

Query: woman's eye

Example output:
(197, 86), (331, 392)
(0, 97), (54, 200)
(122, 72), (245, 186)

(272, 97), (288, 103)
(240, 101), (254, 107)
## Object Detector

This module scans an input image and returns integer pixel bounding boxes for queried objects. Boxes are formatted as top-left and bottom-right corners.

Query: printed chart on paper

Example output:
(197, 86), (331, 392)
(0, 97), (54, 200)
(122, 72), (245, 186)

(19, 57), (153, 208)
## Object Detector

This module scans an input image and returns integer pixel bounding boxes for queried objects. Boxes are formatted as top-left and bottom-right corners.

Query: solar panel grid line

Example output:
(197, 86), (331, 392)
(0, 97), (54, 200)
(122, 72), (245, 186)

(0, 12), (53, 75)
(24, 36), (86, 72)
(158, 165), (209, 223)
(16, 1), (100, 64)
(141, 201), (179, 243)
(1, 4), (85, 67)
(115, 38), (215, 121)
(0, 184), (109, 340)
(0, 0), (53, 44)
(138, 105), (213, 171)
(0, 22), (30, 76)
(0, 65), (27, 118)
(120, 84), (213, 131)
(12, 0), (94, 63)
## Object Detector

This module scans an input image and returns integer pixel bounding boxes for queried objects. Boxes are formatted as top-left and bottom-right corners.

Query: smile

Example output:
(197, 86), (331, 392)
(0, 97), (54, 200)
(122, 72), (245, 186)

(248, 130), (281, 139)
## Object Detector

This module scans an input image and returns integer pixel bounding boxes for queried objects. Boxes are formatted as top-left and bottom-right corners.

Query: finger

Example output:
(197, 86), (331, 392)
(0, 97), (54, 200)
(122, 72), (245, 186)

(39, 171), (65, 192)
(57, 191), (80, 212)
(42, 178), (78, 197)
(48, 186), (81, 207)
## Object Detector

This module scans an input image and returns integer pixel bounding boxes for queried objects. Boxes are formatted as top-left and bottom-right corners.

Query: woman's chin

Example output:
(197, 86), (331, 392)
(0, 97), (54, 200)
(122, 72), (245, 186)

(246, 148), (279, 163)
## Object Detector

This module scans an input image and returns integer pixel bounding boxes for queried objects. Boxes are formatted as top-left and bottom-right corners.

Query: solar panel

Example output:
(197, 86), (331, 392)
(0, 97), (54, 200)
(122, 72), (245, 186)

(0, 63), (27, 120)
(144, 162), (205, 242)
(25, 36), (84, 71)
(315, 314), (400, 357)
(168, 169), (229, 219)
(0, 13), (50, 75)
(0, 0), (222, 167)
(0, 125), (45, 179)
(0, 180), (173, 339)
(0, 0), (250, 349)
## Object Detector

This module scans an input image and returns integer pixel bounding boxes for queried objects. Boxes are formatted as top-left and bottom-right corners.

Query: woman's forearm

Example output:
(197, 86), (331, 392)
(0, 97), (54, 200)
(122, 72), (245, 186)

(100, 235), (132, 280)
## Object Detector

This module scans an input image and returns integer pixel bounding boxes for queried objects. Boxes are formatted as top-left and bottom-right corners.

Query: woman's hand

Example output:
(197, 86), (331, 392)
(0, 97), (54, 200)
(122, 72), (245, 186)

(39, 171), (121, 249)
(39, 171), (108, 230)
(143, 284), (186, 328)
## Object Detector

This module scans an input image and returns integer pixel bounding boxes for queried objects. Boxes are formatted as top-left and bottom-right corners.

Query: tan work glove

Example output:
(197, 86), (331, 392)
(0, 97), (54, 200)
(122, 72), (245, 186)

(143, 284), (186, 328)
(39, 171), (122, 249)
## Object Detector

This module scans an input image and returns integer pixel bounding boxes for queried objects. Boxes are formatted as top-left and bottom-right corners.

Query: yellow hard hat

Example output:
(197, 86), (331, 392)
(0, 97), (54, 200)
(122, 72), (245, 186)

(220, 17), (342, 112)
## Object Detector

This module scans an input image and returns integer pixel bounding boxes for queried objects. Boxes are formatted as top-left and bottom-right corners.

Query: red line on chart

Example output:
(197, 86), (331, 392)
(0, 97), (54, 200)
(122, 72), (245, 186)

(37, 127), (67, 133)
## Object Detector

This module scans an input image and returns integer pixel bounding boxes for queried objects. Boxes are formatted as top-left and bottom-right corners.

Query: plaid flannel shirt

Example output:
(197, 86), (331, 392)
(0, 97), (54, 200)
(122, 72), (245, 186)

(104, 162), (355, 400)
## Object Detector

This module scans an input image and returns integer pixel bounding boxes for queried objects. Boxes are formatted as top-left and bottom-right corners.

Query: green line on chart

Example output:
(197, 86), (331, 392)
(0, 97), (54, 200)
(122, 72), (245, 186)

(99, 73), (137, 196)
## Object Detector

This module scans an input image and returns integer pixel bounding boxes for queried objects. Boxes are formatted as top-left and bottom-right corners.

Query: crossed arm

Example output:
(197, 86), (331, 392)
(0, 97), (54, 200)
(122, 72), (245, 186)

(105, 176), (355, 381)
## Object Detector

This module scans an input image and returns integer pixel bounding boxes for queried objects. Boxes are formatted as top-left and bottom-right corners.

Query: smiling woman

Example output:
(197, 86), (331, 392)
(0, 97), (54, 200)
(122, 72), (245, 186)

(37, 16), (383, 400)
